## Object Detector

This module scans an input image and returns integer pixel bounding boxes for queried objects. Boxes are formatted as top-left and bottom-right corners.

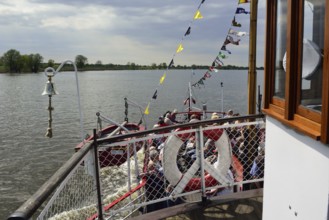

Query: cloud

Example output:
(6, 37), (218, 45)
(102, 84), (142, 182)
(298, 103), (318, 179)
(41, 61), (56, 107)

(40, 6), (117, 31)
(0, 0), (265, 67)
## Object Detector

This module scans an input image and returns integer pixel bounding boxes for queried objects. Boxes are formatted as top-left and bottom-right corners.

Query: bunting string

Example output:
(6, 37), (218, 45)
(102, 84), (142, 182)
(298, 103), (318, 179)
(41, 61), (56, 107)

(143, 0), (251, 116)
(192, 0), (250, 88)
(144, 0), (206, 116)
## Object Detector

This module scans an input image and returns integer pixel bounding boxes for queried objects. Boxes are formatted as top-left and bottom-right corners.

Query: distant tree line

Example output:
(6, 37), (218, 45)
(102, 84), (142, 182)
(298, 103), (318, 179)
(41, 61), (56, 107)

(0, 49), (44, 73)
(0, 49), (263, 73)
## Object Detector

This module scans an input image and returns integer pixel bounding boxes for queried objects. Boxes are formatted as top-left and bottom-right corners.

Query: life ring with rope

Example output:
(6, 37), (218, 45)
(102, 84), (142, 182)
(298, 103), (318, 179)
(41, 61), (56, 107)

(162, 127), (233, 196)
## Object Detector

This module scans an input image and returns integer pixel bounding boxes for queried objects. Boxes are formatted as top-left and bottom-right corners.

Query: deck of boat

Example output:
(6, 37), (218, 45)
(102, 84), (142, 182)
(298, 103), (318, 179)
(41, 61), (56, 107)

(131, 189), (263, 220)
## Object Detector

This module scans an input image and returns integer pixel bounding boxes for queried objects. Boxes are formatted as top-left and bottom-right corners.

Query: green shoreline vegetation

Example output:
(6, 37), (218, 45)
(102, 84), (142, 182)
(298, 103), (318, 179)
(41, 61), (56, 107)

(0, 49), (264, 74)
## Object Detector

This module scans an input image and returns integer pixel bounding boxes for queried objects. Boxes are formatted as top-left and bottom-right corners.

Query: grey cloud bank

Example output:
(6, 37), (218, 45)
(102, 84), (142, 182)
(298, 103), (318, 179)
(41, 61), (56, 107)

(0, 0), (265, 67)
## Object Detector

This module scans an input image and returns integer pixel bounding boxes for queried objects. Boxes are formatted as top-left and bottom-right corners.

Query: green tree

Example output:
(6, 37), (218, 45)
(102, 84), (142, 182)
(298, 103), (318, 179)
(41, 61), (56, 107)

(2, 49), (22, 73)
(151, 63), (157, 69)
(20, 55), (30, 72)
(75, 55), (88, 69)
(130, 62), (136, 70)
(47, 59), (55, 67)
(158, 62), (167, 69)
(95, 60), (102, 65)
(27, 53), (43, 73)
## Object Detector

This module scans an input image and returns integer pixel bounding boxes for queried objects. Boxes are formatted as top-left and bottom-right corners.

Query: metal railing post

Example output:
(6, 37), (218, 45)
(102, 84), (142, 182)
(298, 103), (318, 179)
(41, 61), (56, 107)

(197, 126), (207, 206)
(93, 129), (104, 220)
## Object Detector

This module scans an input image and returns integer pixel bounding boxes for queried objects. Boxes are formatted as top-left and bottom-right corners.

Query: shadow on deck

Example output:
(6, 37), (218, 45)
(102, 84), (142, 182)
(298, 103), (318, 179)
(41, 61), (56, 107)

(131, 189), (263, 220)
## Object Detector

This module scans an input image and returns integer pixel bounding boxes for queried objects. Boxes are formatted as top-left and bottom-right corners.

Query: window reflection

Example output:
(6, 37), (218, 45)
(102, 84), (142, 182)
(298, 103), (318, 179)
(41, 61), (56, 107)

(274, 0), (287, 99)
(300, 0), (324, 112)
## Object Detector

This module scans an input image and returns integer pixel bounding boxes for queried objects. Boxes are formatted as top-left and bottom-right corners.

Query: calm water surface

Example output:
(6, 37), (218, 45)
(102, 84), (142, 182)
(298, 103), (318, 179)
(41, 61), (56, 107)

(0, 69), (263, 219)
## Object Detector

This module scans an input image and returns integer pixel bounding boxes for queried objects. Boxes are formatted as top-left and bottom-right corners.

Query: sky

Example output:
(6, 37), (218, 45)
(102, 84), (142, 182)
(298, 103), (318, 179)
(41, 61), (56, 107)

(0, 0), (266, 67)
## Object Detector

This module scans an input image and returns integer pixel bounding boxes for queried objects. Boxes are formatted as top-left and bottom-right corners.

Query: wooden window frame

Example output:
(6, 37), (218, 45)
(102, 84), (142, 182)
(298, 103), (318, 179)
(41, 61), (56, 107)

(263, 0), (329, 143)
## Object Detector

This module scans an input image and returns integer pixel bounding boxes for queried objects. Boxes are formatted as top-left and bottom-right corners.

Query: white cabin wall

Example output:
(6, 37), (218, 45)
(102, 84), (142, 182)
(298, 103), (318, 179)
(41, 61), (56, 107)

(263, 117), (329, 220)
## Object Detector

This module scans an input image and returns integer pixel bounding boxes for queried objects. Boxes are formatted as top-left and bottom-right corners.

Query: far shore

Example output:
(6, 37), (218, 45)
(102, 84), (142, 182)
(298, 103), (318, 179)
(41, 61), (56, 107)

(0, 65), (264, 74)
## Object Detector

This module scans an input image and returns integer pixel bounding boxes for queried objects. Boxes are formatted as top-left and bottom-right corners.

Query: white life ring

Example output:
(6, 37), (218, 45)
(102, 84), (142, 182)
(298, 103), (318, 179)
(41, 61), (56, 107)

(163, 127), (232, 195)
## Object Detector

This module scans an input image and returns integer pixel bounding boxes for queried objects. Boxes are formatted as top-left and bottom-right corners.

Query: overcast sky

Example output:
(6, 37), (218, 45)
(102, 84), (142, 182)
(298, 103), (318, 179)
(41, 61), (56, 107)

(0, 0), (266, 67)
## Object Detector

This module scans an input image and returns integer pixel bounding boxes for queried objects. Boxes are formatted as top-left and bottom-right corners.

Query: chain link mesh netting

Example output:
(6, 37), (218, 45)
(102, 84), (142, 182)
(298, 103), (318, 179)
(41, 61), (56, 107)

(98, 119), (265, 219)
(36, 151), (98, 220)
(33, 117), (265, 220)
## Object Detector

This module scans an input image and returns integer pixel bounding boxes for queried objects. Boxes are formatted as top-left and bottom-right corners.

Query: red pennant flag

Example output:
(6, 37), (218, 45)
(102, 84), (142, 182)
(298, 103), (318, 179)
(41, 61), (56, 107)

(204, 71), (211, 78)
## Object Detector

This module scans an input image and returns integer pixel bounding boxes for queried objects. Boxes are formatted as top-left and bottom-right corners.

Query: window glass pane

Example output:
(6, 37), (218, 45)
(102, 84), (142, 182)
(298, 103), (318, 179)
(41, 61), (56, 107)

(300, 0), (324, 112)
(274, 0), (287, 99)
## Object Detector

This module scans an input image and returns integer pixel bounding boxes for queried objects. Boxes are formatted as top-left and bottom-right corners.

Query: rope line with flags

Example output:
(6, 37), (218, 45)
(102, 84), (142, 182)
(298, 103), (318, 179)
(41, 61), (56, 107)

(143, 0), (251, 115)
(143, 0), (206, 116)
(192, 0), (250, 88)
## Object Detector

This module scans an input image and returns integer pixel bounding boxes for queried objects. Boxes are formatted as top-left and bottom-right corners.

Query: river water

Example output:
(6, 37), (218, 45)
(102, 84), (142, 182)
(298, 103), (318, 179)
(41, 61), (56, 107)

(0, 69), (263, 219)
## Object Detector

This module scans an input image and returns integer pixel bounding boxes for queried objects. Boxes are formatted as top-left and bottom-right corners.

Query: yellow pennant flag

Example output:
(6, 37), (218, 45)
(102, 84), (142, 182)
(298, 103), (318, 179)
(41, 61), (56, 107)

(194, 10), (203, 19)
(144, 102), (150, 115)
(176, 44), (184, 53)
(239, 0), (250, 3)
(159, 72), (166, 84)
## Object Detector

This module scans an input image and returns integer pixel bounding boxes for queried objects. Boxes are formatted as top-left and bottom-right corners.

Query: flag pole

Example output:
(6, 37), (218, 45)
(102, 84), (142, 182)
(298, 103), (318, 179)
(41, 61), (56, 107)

(247, 0), (258, 114)
(246, 0), (259, 188)
(221, 82), (224, 114)
(189, 82), (192, 112)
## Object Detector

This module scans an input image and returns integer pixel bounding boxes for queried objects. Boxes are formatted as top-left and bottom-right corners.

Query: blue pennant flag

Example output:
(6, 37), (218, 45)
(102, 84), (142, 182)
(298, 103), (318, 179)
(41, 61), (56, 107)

(236, 7), (250, 14)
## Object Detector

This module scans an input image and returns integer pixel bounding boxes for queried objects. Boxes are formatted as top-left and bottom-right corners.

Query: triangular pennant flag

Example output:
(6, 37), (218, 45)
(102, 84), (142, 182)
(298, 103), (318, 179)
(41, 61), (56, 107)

(144, 103), (150, 115)
(194, 10), (203, 19)
(236, 31), (248, 37)
(198, 79), (205, 86)
(239, 0), (250, 4)
(229, 29), (249, 37)
(218, 51), (228, 59)
(212, 58), (223, 69)
(209, 66), (219, 72)
(236, 7), (250, 14)
(227, 35), (241, 45)
(215, 63), (222, 68)
(215, 58), (224, 66)
(184, 27), (191, 36)
(221, 45), (232, 54)
(224, 38), (230, 46)
(168, 59), (174, 68)
(229, 28), (237, 35)
(232, 17), (241, 27)
(159, 72), (166, 84)
(204, 71), (212, 78)
(176, 44), (184, 53)
(152, 90), (158, 99)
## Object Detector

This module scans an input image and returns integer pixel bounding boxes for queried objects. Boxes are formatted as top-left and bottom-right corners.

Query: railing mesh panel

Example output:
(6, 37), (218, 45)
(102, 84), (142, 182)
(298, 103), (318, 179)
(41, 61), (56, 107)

(36, 155), (98, 220)
(28, 117), (265, 220)
(98, 119), (265, 219)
